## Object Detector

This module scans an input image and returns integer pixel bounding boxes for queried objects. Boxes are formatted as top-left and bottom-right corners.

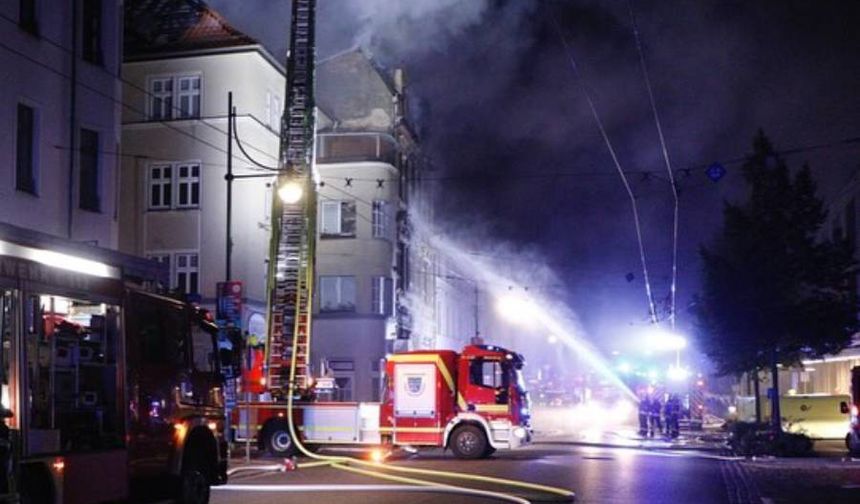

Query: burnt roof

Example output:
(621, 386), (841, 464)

(124, 0), (258, 58)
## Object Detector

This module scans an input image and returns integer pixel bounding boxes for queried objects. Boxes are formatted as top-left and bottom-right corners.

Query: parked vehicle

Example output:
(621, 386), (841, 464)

(844, 366), (860, 456)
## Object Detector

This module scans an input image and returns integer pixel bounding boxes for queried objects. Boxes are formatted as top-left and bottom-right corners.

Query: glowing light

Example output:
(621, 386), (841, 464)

(207, 421), (218, 431)
(369, 448), (386, 464)
(495, 293), (540, 325)
(728, 405), (737, 414)
(547, 335), (558, 344)
(0, 239), (119, 278)
(513, 427), (527, 439)
(639, 326), (687, 353)
(666, 366), (690, 381)
(278, 181), (304, 204)
(260, 377), (267, 387)
(173, 423), (188, 441)
(51, 458), (65, 473)
(617, 362), (632, 374)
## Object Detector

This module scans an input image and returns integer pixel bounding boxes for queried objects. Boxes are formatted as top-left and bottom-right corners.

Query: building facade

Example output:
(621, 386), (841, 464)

(119, 0), (284, 331)
(1, 0), (123, 248)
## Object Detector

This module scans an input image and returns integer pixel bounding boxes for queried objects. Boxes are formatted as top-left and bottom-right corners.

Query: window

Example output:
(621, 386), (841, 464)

(79, 128), (100, 212)
(372, 276), (393, 316)
(149, 78), (173, 120)
(148, 165), (172, 209)
(176, 253), (199, 294)
(16, 103), (37, 194)
(191, 324), (215, 373)
(469, 359), (505, 389)
(320, 200), (356, 237)
(148, 75), (200, 120)
(81, 0), (102, 64)
(372, 200), (389, 239)
(176, 164), (200, 208)
(147, 162), (199, 209)
(177, 76), (201, 118)
(19, 0), (38, 34)
(319, 276), (356, 312)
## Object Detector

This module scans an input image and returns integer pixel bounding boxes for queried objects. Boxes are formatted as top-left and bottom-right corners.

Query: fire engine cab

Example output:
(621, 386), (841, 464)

(235, 344), (532, 459)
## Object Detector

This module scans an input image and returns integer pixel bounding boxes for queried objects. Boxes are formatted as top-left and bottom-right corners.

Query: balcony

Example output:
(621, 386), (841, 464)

(315, 132), (398, 166)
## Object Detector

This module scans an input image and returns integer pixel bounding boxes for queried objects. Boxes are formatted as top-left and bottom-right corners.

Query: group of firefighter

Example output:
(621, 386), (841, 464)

(638, 392), (683, 439)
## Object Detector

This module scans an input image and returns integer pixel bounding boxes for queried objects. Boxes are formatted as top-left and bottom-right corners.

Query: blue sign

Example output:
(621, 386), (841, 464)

(706, 162), (726, 182)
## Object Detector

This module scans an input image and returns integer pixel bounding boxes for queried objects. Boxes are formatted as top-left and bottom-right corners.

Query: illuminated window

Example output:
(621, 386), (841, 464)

(319, 276), (355, 312)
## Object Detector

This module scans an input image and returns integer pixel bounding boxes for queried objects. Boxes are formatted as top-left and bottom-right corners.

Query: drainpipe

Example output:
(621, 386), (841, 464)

(67, 0), (79, 238)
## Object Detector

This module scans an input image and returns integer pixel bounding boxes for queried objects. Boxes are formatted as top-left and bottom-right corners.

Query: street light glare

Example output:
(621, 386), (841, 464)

(640, 327), (687, 353)
(278, 181), (304, 204)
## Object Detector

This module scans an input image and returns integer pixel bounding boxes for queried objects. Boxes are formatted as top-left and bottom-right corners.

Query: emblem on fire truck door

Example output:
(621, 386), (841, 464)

(406, 375), (425, 396)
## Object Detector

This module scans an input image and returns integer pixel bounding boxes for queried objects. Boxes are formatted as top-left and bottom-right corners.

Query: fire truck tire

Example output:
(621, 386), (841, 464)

(176, 459), (210, 504)
(262, 421), (298, 457)
(450, 425), (489, 460)
(20, 462), (54, 504)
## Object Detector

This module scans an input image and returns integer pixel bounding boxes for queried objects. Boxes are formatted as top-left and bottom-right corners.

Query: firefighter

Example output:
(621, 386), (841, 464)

(648, 394), (663, 437)
(664, 394), (681, 438)
(638, 394), (650, 437)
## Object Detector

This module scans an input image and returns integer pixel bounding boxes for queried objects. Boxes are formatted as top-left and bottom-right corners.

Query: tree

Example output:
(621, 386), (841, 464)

(694, 130), (857, 431)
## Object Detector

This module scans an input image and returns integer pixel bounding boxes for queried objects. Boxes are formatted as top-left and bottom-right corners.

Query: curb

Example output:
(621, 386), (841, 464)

(535, 439), (728, 452)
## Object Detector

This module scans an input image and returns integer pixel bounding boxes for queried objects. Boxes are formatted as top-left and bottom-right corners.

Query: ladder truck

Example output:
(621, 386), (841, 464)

(233, 0), (533, 460)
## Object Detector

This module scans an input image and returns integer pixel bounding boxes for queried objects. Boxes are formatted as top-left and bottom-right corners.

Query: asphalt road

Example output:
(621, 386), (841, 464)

(211, 443), (754, 504)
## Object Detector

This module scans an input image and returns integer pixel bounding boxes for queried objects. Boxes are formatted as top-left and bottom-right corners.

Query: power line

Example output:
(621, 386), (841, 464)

(0, 12), (279, 166)
(551, 16), (659, 324)
(627, 0), (680, 330)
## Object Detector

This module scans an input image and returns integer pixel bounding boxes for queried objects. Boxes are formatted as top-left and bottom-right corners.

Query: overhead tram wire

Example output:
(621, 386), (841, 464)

(232, 113), (280, 171)
(0, 12), (279, 167)
(627, 0), (680, 330)
(550, 17), (659, 324)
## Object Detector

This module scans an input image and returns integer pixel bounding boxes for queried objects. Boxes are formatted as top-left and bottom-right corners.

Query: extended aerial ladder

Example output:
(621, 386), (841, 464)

(263, 0), (317, 398)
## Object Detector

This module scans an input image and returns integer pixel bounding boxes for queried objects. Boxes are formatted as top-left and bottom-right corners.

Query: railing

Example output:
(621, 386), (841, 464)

(315, 132), (399, 165)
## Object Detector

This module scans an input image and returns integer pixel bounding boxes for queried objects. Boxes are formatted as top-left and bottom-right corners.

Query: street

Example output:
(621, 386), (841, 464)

(212, 443), (778, 504)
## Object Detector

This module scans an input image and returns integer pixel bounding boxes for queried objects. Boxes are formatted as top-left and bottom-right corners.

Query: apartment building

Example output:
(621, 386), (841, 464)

(119, 0), (284, 330)
(0, 0), (123, 247)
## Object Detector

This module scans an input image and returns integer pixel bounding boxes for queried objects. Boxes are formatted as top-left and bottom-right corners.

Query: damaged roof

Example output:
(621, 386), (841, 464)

(124, 0), (258, 58)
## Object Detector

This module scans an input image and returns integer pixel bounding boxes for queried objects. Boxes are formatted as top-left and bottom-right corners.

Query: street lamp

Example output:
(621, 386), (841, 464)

(277, 180), (304, 204)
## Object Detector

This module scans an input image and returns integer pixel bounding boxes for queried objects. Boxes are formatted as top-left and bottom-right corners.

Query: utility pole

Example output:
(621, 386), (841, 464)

(474, 284), (480, 340)
(226, 91), (233, 281)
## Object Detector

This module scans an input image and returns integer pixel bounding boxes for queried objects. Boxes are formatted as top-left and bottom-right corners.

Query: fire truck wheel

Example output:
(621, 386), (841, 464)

(262, 421), (298, 457)
(450, 425), (489, 460)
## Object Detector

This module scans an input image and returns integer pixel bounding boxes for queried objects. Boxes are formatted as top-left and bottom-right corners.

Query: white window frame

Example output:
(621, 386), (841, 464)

(176, 163), (201, 208)
(321, 200), (343, 235)
(372, 200), (388, 239)
(148, 77), (173, 120)
(146, 161), (201, 210)
(319, 275), (356, 312)
(147, 251), (199, 294)
(147, 74), (202, 120)
(371, 276), (393, 316)
(147, 164), (172, 210)
(175, 252), (199, 295)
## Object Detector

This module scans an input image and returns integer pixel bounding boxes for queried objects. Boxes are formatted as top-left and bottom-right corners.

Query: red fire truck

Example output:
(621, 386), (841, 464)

(0, 223), (239, 503)
(235, 344), (532, 459)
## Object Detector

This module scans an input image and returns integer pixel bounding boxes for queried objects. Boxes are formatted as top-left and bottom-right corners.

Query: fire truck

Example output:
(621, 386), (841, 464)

(235, 345), (532, 459)
(0, 222), (239, 503)
(845, 366), (860, 456)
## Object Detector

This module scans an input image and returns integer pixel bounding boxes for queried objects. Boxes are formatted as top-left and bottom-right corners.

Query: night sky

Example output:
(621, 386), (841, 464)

(210, 0), (860, 364)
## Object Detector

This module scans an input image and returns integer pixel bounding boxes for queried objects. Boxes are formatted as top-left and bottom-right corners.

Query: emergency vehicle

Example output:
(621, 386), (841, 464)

(845, 366), (860, 456)
(235, 344), (532, 459)
(0, 222), (239, 503)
